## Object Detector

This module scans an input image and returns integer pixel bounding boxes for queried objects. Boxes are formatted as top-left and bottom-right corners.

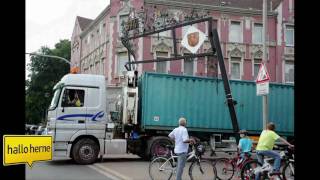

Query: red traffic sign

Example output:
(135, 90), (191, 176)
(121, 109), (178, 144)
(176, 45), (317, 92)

(256, 62), (270, 83)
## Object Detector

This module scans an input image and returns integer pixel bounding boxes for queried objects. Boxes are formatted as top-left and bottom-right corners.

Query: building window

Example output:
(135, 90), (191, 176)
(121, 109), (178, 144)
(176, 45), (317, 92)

(183, 53), (194, 75)
(84, 59), (89, 73)
(156, 51), (168, 73)
(253, 23), (263, 44)
(119, 15), (129, 37)
(101, 57), (105, 75)
(205, 19), (218, 36)
(285, 61), (294, 83)
(230, 57), (241, 80)
(206, 57), (218, 77)
(289, 0), (293, 12)
(285, 25), (294, 46)
(90, 64), (94, 74)
(117, 52), (128, 76)
(229, 21), (241, 43)
(81, 61), (84, 72)
(95, 61), (100, 74)
(253, 59), (262, 79)
(99, 23), (102, 34)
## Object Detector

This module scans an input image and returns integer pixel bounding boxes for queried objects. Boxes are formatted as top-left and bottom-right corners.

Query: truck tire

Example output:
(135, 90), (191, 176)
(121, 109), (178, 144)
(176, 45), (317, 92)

(147, 136), (173, 159)
(72, 138), (99, 165)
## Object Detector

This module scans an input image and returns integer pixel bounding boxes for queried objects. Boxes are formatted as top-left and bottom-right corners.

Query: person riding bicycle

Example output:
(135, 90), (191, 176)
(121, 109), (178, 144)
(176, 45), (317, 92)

(237, 129), (253, 165)
(255, 122), (294, 179)
(168, 117), (195, 180)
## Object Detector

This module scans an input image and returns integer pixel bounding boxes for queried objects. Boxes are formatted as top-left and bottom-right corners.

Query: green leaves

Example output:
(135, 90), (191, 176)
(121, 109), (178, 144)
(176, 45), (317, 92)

(26, 39), (71, 125)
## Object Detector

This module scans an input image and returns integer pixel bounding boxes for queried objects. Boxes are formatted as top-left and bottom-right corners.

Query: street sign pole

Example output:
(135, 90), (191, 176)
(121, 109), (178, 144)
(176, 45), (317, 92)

(262, 0), (268, 130)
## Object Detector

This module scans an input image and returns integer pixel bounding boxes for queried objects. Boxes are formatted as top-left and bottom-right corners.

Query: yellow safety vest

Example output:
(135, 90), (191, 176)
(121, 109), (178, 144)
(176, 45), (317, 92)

(75, 99), (81, 107)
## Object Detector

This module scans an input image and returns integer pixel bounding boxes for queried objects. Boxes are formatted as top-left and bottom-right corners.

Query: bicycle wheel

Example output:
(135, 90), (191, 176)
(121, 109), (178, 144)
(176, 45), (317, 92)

(149, 156), (174, 180)
(214, 158), (235, 180)
(189, 159), (217, 180)
(240, 159), (262, 180)
(282, 162), (294, 180)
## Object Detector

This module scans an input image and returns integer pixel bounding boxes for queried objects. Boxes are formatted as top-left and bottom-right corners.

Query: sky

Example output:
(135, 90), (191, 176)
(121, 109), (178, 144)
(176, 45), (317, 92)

(26, 0), (110, 79)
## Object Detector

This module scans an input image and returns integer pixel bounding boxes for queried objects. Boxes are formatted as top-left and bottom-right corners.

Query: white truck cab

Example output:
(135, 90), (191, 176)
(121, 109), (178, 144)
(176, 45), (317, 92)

(47, 74), (107, 164)
(47, 72), (139, 164)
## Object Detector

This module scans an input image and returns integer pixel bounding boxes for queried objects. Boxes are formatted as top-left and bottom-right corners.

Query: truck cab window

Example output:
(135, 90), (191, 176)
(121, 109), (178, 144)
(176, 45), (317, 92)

(62, 89), (85, 107)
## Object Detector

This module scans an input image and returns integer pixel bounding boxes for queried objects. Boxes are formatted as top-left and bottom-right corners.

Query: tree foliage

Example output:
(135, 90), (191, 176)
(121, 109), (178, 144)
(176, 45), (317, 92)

(26, 39), (71, 124)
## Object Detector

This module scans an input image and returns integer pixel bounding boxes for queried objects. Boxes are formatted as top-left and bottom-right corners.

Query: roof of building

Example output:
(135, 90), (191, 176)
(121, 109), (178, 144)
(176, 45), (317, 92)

(149, 0), (282, 10)
(79, 5), (111, 37)
(76, 16), (94, 31)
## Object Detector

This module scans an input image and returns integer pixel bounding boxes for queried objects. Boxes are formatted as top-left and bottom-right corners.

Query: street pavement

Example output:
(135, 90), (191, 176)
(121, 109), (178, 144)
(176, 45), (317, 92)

(26, 157), (114, 180)
(26, 153), (291, 180)
(26, 152), (240, 180)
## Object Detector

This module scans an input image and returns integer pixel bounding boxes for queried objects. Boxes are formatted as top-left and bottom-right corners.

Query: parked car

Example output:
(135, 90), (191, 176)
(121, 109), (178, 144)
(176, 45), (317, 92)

(35, 126), (44, 135)
(28, 125), (38, 134)
(41, 127), (48, 135)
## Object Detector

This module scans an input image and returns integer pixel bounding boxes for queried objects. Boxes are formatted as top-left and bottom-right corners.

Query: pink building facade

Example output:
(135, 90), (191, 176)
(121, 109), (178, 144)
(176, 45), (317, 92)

(71, 0), (294, 87)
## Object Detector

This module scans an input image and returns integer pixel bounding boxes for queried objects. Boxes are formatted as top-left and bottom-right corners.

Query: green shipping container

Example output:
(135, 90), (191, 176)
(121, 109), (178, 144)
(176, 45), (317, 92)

(139, 72), (294, 136)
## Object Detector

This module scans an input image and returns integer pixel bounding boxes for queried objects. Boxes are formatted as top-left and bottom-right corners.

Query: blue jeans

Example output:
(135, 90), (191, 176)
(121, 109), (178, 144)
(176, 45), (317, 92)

(255, 150), (281, 180)
(176, 152), (187, 180)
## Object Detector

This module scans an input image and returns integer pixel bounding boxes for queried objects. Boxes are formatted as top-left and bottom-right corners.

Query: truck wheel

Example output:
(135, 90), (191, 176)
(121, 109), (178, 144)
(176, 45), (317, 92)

(148, 137), (172, 159)
(72, 138), (99, 165)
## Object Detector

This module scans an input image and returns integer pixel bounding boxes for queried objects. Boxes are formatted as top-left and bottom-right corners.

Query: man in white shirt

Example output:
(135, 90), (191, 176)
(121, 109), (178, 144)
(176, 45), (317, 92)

(168, 117), (195, 180)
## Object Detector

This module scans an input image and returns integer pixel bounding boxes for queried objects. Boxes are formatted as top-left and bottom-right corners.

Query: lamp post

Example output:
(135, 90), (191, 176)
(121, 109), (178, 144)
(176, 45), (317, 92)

(25, 52), (80, 73)
(262, 0), (269, 129)
(25, 52), (71, 66)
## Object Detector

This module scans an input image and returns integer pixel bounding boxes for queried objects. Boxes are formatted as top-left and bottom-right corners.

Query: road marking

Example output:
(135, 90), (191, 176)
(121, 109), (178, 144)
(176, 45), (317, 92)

(87, 164), (122, 180)
(94, 163), (133, 180)
(88, 163), (133, 180)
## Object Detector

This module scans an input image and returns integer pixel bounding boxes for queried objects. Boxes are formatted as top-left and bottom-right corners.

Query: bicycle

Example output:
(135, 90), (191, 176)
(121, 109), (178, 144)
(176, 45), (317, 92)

(280, 146), (294, 180)
(213, 151), (253, 180)
(149, 142), (217, 180)
(240, 147), (294, 180)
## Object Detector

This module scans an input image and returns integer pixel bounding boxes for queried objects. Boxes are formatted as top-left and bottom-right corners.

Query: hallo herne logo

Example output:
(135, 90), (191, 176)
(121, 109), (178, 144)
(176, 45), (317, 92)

(187, 32), (199, 47)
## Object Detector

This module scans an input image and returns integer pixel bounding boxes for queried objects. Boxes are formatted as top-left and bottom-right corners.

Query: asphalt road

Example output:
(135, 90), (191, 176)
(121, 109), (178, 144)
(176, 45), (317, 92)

(26, 157), (115, 180)
(26, 153), (236, 180)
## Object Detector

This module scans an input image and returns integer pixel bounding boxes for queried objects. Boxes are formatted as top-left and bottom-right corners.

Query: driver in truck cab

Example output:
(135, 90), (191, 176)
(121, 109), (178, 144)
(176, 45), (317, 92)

(67, 91), (81, 107)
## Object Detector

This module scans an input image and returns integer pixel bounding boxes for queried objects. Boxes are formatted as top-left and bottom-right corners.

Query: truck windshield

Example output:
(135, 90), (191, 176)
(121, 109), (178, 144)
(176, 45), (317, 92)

(49, 88), (61, 110)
